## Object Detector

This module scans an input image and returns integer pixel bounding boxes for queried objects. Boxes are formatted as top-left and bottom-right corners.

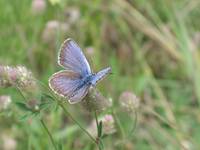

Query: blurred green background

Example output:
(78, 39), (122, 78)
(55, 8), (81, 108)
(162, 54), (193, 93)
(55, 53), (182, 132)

(1, 0), (200, 149)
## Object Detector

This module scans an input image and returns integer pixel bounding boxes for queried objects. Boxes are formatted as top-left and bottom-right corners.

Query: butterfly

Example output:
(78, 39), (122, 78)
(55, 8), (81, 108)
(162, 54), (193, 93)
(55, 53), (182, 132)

(49, 38), (111, 104)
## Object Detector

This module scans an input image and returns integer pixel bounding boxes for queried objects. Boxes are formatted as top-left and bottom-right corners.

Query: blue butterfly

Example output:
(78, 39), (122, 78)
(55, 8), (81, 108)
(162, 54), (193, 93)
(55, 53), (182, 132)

(49, 38), (111, 104)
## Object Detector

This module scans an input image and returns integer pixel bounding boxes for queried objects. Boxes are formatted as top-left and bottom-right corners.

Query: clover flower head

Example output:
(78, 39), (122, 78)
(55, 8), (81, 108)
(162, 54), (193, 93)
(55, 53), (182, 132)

(82, 86), (111, 112)
(42, 20), (69, 44)
(101, 114), (116, 135)
(2, 134), (17, 150)
(65, 7), (80, 24)
(0, 65), (37, 92)
(31, 0), (46, 14)
(88, 114), (116, 137)
(119, 91), (140, 112)
(0, 95), (11, 111)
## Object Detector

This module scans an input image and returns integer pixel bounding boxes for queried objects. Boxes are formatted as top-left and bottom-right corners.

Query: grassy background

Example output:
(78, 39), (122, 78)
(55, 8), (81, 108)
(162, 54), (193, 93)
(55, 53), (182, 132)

(1, 0), (200, 149)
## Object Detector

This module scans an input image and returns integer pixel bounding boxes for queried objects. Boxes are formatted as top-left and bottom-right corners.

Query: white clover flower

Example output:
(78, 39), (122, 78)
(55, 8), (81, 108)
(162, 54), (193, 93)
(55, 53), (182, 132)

(81, 86), (111, 112)
(0, 65), (37, 92)
(16, 66), (36, 89)
(42, 20), (69, 44)
(31, 0), (46, 14)
(2, 134), (17, 150)
(65, 7), (80, 24)
(87, 114), (116, 137)
(101, 114), (116, 135)
(0, 95), (11, 111)
(119, 91), (140, 112)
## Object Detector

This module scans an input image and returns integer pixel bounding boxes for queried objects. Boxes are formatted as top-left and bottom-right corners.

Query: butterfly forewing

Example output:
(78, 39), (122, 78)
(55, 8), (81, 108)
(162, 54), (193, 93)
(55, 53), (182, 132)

(58, 39), (91, 76)
(49, 70), (89, 103)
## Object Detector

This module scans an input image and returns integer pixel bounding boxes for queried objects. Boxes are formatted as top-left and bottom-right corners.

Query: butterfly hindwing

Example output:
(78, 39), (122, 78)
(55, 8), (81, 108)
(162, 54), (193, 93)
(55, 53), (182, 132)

(68, 84), (90, 104)
(49, 70), (89, 103)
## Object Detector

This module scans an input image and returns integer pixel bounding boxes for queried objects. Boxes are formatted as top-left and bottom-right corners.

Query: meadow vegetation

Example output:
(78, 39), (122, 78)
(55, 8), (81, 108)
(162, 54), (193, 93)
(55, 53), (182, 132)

(0, 0), (200, 149)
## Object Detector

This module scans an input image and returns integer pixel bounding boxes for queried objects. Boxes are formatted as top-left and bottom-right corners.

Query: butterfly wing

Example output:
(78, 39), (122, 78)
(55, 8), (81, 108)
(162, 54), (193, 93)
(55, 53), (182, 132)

(91, 67), (112, 85)
(68, 84), (89, 104)
(58, 38), (91, 76)
(49, 70), (89, 104)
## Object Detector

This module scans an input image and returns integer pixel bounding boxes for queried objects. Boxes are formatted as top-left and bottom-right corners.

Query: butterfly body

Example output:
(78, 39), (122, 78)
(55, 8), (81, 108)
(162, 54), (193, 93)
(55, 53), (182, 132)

(49, 38), (111, 104)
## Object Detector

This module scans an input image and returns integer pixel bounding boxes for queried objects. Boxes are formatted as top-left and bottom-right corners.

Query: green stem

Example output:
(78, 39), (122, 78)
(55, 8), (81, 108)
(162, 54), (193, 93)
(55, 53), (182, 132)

(16, 87), (27, 101)
(37, 80), (97, 146)
(112, 109), (125, 139)
(128, 110), (137, 137)
(16, 86), (57, 149)
(59, 103), (97, 144)
(40, 119), (58, 150)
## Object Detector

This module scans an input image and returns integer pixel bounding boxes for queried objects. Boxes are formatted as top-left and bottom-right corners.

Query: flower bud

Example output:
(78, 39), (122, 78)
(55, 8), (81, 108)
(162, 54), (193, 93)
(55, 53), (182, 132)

(27, 99), (39, 111)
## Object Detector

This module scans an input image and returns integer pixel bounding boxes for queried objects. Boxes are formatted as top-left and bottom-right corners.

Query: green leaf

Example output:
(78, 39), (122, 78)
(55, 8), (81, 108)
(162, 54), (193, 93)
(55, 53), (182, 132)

(19, 112), (32, 121)
(19, 111), (41, 121)
(58, 143), (63, 150)
(41, 93), (55, 101)
(98, 139), (104, 150)
(40, 93), (57, 111)
(49, 0), (61, 5)
(15, 102), (31, 112)
(98, 121), (103, 138)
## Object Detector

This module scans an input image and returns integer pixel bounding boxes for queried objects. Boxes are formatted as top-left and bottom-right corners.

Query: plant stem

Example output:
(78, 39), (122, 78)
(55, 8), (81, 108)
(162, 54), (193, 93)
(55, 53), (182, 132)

(40, 119), (58, 150)
(59, 103), (97, 144)
(16, 86), (58, 150)
(128, 110), (137, 137)
(112, 109), (125, 139)
(37, 80), (97, 146)
(94, 111), (103, 150)
(16, 87), (27, 101)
